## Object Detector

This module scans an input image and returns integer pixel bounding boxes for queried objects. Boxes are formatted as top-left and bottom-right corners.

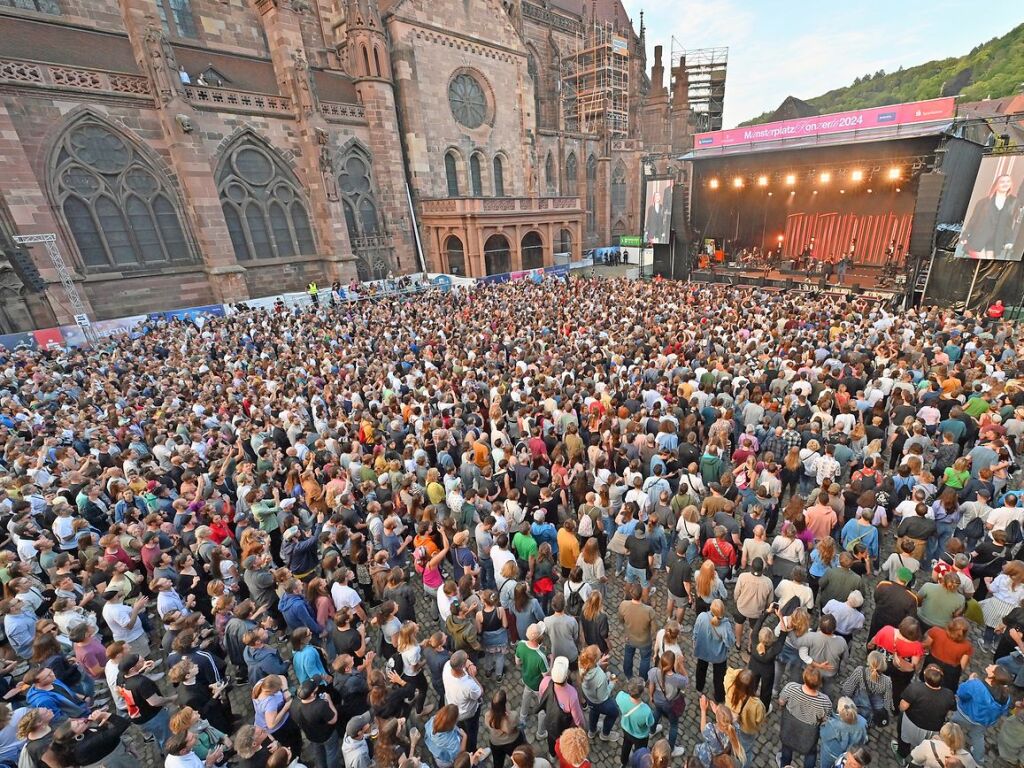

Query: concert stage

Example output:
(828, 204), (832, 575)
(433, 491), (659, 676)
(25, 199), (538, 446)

(689, 261), (903, 302)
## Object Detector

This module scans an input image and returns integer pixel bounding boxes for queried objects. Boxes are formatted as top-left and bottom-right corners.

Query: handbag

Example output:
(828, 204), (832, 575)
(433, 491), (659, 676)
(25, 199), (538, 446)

(608, 529), (630, 555)
(771, 539), (800, 579)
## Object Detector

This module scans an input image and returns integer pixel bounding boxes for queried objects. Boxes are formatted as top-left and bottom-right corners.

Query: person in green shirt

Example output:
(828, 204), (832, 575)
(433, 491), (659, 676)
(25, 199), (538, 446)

(511, 523), (538, 578)
(615, 678), (655, 765)
(916, 572), (966, 630)
(943, 458), (971, 490)
(963, 391), (991, 419)
(515, 623), (549, 740)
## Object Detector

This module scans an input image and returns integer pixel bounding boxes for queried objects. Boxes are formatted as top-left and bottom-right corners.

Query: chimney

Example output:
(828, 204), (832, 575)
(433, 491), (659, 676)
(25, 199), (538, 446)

(651, 45), (665, 96)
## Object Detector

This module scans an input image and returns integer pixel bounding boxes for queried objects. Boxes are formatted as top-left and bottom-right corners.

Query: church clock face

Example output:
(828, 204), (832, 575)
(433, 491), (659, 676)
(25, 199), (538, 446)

(448, 73), (488, 129)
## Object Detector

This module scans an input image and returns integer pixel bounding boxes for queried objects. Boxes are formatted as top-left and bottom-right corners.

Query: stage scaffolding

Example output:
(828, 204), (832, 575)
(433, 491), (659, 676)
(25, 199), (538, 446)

(562, 19), (630, 138)
(670, 40), (728, 133)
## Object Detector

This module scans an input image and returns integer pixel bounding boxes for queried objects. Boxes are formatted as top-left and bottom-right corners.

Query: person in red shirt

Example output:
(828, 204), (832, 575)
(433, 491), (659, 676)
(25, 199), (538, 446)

(553, 727), (591, 768)
(701, 526), (737, 581)
(868, 615), (925, 705)
(988, 299), (1006, 320)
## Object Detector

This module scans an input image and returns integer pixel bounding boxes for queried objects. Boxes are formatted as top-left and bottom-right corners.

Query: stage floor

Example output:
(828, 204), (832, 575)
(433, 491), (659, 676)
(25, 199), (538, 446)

(690, 263), (904, 298)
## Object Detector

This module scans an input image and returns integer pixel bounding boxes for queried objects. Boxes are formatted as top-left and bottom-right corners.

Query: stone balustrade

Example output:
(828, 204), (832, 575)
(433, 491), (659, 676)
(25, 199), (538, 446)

(0, 58), (151, 98)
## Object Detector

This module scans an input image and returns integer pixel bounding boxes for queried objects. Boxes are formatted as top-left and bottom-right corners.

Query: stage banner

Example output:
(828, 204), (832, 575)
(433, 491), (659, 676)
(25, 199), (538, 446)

(694, 97), (956, 149)
(955, 155), (1024, 262)
(619, 235), (643, 247)
(643, 179), (674, 244)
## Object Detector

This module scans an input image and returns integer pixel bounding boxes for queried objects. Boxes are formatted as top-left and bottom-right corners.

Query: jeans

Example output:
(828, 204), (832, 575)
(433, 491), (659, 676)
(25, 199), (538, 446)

(308, 731), (340, 768)
(737, 729), (755, 768)
(461, 708), (481, 752)
(519, 685), (546, 735)
(625, 564), (648, 588)
(852, 691), (888, 722)
(622, 643), (652, 681)
(779, 746), (816, 768)
(587, 696), (619, 736)
(651, 701), (679, 747)
(480, 557), (495, 591)
(928, 520), (957, 563)
(138, 707), (171, 747)
(997, 651), (1024, 686)
(951, 711), (987, 765)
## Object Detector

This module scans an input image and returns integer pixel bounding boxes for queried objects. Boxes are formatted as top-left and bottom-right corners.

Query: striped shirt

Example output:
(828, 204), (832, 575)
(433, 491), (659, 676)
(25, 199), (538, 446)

(779, 682), (832, 725)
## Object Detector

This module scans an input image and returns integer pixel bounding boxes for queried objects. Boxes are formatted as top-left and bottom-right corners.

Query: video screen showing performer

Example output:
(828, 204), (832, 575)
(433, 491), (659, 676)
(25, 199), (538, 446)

(956, 156), (1024, 262)
(643, 179), (674, 244)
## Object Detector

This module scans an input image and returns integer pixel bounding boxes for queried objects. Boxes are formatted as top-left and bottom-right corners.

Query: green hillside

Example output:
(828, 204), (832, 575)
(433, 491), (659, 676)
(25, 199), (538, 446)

(740, 22), (1024, 126)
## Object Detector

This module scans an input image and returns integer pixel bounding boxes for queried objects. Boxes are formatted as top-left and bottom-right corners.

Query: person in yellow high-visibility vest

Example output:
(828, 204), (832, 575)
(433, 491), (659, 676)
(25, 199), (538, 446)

(307, 281), (318, 305)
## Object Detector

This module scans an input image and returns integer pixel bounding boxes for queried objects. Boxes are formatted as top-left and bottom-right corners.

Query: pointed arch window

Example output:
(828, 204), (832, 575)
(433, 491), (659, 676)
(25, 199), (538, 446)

(337, 143), (382, 241)
(216, 136), (316, 261)
(470, 154), (483, 197)
(492, 155), (505, 197)
(445, 152), (460, 197)
(586, 154), (597, 234)
(545, 153), (556, 195)
(53, 118), (195, 270)
(565, 153), (578, 196)
(611, 162), (627, 214)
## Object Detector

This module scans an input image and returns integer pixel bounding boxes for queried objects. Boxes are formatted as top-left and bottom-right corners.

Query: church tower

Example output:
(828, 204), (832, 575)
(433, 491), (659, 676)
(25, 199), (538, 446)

(342, 0), (419, 273)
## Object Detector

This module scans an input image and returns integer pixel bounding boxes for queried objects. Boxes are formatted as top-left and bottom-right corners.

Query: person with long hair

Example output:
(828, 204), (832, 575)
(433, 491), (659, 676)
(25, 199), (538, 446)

(838, 651), (893, 727)
(290, 626), (328, 684)
(168, 705), (231, 763)
(867, 615), (924, 706)
(580, 591), (610, 654)
(923, 616), (973, 691)
(485, 690), (524, 768)
(960, 171), (1021, 260)
(723, 668), (765, 767)
(693, 599), (733, 704)
(510, 582), (545, 641)
(693, 560), (727, 616)
(424, 704), (467, 768)
(575, 538), (606, 598)
(980, 560), (1024, 650)
(476, 590), (509, 681)
(646, 650), (687, 757)
(694, 695), (744, 768)
(395, 621), (434, 718)
(578, 644), (619, 742)
(251, 673), (302, 757)
(553, 726), (590, 768)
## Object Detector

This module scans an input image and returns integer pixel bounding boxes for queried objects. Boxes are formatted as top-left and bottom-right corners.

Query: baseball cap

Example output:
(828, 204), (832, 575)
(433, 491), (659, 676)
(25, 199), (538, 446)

(551, 656), (569, 684)
(118, 653), (141, 674)
(345, 712), (373, 739)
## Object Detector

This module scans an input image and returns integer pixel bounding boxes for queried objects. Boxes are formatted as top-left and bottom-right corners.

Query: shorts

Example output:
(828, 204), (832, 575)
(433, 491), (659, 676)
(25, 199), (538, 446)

(625, 564), (649, 588)
(668, 593), (688, 610)
(731, 610), (756, 625)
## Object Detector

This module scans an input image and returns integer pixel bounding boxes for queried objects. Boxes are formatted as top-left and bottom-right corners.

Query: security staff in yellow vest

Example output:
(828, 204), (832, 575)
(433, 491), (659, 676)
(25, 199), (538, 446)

(307, 281), (318, 304)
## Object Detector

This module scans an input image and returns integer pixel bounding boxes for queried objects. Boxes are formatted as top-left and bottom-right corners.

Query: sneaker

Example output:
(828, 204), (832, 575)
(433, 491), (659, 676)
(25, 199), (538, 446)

(599, 731), (621, 742)
(653, 724), (664, 734)
(890, 740), (899, 757)
(775, 752), (783, 768)
(671, 747), (686, 758)
(588, 730), (597, 739)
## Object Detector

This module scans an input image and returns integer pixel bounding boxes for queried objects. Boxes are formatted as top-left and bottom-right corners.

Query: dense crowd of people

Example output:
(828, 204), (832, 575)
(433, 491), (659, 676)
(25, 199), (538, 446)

(0, 275), (1023, 768)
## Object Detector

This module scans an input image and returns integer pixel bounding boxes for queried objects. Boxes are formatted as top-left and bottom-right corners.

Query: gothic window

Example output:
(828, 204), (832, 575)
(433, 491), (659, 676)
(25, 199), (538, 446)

(492, 155), (505, 197)
(156, 0), (198, 39)
(470, 154), (483, 197)
(545, 153), (556, 195)
(0, 0), (61, 13)
(586, 155), (597, 234)
(565, 153), (578, 196)
(53, 117), (195, 270)
(448, 73), (487, 129)
(445, 152), (460, 197)
(216, 136), (316, 261)
(527, 51), (541, 127)
(337, 143), (382, 242)
(611, 162), (627, 215)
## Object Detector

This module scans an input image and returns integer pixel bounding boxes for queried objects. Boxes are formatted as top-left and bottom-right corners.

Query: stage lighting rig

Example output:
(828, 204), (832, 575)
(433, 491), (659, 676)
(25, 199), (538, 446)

(888, 167), (902, 181)
(850, 169), (864, 182)
(819, 172), (831, 184)
(732, 177), (744, 188)
(785, 174), (796, 186)
(708, 178), (720, 189)
(757, 175), (768, 187)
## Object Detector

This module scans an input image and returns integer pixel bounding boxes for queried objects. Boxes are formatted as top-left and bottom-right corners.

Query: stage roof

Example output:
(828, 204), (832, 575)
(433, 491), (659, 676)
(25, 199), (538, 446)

(681, 120), (953, 161)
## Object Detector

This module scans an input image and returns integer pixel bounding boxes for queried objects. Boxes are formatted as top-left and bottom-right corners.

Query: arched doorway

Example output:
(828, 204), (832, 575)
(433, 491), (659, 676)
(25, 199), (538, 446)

(558, 229), (573, 258)
(484, 234), (511, 276)
(445, 235), (466, 276)
(521, 231), (544, 271)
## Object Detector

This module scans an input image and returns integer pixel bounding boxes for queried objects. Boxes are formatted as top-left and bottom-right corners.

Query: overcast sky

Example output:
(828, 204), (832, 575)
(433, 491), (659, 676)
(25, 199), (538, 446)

(621, 0), (1024, 127)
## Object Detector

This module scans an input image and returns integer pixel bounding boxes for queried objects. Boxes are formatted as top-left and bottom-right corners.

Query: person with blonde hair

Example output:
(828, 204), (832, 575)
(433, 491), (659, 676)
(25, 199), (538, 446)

(909, 721), (978, 768)
(694, 695), (744, 767)
(839, 651), (893, 726)
(553, 727), (589, 768)
(168, 705), (231, 762)
(818, 697), (867, 768)
(395, 621), (433, 718)
(693, 599), (733, 703)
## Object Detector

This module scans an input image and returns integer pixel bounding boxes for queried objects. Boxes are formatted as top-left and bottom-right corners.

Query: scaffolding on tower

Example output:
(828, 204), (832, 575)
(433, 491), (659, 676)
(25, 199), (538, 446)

(562, 18), (630, 139)
(670, 39), (728, 133)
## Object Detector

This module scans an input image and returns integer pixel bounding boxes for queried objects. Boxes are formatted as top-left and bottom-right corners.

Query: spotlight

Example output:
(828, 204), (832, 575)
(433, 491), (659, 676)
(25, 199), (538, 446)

(777, 235), (784, 243)
(785, 174), (796, 186)
(767, 192), (773, 197)
(896, 187), (902, 193)
(709, 178), (720, 189)
(812, 190), (818, 195)
(732, 177), (744, 188)
(819, 172), (831, 184)
(839, 190), (846, 194)
(850, 169), (864, 182)
(888, 167), (901, 180)
(757, 175), (769, 187)
(867, 188), (873, 194)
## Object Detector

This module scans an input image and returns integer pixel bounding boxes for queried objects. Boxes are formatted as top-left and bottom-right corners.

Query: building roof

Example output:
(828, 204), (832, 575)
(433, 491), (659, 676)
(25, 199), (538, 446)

(549, 0), (632, 29)
(0, 17), (140, 74)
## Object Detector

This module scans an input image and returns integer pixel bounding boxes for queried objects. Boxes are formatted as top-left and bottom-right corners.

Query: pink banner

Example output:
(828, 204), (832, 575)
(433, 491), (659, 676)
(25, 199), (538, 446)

(695, 97), (956, 149)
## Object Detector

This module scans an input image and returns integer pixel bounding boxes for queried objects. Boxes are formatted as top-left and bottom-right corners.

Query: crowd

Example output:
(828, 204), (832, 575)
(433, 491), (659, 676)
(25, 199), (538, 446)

(0, 275), (1022, 768)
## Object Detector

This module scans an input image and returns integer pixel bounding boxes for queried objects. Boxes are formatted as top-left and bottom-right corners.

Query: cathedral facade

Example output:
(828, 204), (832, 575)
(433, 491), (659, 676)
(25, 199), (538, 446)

(0, 0), (697, 328)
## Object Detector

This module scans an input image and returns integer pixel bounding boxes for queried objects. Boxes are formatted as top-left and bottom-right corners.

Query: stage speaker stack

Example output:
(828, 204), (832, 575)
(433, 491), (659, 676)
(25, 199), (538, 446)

(909, 172), (945, 263)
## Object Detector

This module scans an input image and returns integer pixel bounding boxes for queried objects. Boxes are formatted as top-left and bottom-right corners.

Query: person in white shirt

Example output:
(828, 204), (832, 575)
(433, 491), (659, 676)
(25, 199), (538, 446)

(774, 568), (814, 611)
(330, 571), (364, 617)
(442, 651), (484, 750)
(101, 591), (150, 658)
(165, 730), (221, 768)
(987, 494), (1022, 533)
(437, 581), (457, 623)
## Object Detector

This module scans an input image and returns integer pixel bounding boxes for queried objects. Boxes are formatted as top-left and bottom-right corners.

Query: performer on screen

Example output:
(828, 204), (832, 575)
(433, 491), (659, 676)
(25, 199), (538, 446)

(644, 187), (671, 243)
(960, 172), (1022, 261)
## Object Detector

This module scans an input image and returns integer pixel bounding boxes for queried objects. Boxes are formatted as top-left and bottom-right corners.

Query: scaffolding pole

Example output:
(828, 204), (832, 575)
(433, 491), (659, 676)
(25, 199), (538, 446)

(13, 233), (97, 344)
(563, 19), (630, 138)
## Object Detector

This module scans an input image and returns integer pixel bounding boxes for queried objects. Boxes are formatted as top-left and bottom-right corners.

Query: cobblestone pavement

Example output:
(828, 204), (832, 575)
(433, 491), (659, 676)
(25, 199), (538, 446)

(123, 528), (1005, 768)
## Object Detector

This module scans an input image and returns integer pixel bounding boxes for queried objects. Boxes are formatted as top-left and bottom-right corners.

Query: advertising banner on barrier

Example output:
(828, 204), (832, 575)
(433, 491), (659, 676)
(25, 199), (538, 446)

(694, 97), (956, 149)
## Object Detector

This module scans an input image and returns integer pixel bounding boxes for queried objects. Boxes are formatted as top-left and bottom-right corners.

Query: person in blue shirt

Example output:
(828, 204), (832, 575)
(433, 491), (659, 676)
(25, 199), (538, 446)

(24, 668), (89, 722)
(693, 599), (734, 704)
(840, 506), (879, 562)
(818, 697), (867, 768)
(952, 664), (1013, 764)
(530, 511), (558, 558)
(0, 598), (36, 659)
(291, 627), (328, 684)
(278, 579), (323, 635)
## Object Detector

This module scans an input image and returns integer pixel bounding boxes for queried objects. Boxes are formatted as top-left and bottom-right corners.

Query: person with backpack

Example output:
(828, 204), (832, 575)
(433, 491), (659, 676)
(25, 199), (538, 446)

(562, 568), (591, 620)
(536, 657), (584, 757)
(542, 594), (580, 669)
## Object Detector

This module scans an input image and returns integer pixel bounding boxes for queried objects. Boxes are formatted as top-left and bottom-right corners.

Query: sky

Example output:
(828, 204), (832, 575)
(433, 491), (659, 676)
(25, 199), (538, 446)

(621, 0), (1024, 127)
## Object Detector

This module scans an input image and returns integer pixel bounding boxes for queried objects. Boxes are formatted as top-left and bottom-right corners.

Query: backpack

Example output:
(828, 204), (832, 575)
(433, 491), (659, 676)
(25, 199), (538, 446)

(566, 583), (585, 617)
(1006, 519), (1023, 547)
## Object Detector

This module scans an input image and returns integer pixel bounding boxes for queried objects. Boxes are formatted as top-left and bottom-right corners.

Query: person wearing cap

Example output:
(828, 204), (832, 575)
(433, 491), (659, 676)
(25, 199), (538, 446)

(534, 656), (584, 757)
(281, 513), (325, 581)
(117, 653), (174, 745)
(341, 711), (373, 768)
(514, 622), (549, 741)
